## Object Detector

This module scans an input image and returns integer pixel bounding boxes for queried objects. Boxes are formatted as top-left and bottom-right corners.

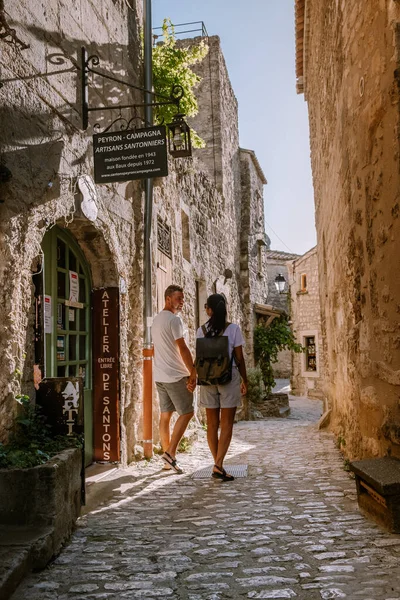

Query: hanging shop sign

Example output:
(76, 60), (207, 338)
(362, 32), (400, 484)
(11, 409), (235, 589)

(36, 377), (84, 437)
(93, 126), (168, 184)
(92, 287), (120, 462)
(36, 377), (85, 504)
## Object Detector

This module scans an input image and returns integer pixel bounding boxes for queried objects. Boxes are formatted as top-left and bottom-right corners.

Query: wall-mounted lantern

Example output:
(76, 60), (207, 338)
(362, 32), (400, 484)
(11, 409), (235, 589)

(167, 113), (192, 158)
(274, 273), (287, 294)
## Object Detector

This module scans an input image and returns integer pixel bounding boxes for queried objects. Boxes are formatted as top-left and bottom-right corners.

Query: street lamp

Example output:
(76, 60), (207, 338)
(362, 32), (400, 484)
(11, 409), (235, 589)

(167, 113), (192, 157)
(274, 273), (286, 294)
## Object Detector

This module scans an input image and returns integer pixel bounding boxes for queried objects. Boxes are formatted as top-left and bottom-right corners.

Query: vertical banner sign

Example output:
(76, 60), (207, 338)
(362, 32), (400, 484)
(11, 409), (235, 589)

(93, 288), (120, 462)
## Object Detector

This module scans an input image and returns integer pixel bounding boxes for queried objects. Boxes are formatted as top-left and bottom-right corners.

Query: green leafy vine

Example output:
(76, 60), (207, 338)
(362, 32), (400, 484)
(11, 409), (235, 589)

(254, 317), (304, 396)
(152, 19), (208, 148)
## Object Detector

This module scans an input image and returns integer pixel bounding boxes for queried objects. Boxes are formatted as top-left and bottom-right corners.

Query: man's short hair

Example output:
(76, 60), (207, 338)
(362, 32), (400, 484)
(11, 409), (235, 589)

(164, 284), (183, 300)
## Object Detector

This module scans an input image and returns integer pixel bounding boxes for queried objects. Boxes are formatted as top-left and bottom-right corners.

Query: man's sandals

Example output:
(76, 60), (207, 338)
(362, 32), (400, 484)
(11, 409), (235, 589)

(162, 452), (184, 474)
(212, 465), (235, 482)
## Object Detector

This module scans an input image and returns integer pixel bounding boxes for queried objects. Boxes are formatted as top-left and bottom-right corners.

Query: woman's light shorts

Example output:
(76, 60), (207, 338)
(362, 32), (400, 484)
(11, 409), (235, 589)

(199, 366), (242, 409)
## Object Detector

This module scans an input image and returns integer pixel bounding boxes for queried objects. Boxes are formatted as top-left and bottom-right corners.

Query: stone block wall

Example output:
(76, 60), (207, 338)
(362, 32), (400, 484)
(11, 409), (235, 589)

(0, 448), (81, 566)
(239, 150), (268, 366)
(186, 36), (240, 212)
(0, 0), (145, 462)
(154, 157), (244, 359)
(300, 0), (400, 457)
(288, 246), (325, 399)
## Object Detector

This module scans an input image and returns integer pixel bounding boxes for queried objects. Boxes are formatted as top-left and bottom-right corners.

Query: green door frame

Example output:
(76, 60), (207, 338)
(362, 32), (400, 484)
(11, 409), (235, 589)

(42, 227), (93, 465)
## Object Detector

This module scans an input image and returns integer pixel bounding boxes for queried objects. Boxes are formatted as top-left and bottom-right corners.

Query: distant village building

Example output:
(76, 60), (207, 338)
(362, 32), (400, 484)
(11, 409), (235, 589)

(0, 3), (270, 464)
(295, 1), (400, 458)
(264, 249), (300, 377)
(287, 247), (325, 400)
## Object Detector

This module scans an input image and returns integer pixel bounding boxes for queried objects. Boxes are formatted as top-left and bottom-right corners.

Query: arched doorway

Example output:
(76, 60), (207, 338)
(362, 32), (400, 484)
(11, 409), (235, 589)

(42, 227), (93, 465)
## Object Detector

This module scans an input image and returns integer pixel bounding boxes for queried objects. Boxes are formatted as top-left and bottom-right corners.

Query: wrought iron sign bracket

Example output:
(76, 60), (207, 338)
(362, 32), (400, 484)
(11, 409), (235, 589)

(81, 47), (183, 132)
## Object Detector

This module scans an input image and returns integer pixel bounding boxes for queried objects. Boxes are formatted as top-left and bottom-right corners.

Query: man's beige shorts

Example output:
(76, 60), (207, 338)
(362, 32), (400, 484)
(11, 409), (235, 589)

(199, 367), (242, 409)
(156, 377), (194, 415)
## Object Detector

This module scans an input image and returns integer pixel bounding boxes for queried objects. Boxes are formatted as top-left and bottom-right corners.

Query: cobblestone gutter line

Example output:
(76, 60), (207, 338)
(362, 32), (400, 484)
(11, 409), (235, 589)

(10, 397), (400, 600)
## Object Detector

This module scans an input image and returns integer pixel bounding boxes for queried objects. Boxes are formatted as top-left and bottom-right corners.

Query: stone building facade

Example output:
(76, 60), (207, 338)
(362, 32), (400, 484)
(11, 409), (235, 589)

(266, 249), (300, 377)
(288, 246), (325, 399)
(0, 5), (269, 465)
(295, 1), (400, 458)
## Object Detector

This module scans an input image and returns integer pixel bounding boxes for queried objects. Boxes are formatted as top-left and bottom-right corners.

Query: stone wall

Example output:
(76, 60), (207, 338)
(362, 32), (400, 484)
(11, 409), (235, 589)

(0, 0), (145, 464)
(288, 247), (325, 399)
(299, 0), (400, 457)
(186, 36), (240, 210)
(239, 150), (268, 366)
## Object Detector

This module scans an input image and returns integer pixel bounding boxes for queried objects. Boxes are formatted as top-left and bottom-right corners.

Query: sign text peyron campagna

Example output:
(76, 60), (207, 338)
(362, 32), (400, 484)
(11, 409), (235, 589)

(93, 288), (120, 462)
(93, 125), (168, 184)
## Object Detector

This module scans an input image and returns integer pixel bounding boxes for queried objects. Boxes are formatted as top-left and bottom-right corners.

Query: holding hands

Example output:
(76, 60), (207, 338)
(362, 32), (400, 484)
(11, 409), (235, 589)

(187, 368), (197, 393)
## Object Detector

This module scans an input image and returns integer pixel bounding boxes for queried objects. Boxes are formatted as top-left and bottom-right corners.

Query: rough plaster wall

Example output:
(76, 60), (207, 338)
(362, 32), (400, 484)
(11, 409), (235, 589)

(288, 248), (325, 399)
(306, 0), (400, 457)
(0, 0), (144, 463)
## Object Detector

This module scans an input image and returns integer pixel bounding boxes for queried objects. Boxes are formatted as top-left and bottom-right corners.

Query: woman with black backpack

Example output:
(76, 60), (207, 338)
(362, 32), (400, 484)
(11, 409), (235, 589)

(196, 293), (248, 482)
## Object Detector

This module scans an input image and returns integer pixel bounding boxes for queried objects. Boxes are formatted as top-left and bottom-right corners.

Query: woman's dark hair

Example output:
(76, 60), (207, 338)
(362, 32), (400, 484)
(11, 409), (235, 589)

(205, 293), (227, 336)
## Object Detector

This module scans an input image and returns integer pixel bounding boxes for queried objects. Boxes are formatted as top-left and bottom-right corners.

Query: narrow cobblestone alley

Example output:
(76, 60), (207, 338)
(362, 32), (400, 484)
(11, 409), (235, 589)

(11, 396), (400, 600)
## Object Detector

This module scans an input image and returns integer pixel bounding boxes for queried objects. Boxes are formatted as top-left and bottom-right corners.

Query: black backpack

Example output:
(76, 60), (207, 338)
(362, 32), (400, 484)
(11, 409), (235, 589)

(195, 324), (233, 386)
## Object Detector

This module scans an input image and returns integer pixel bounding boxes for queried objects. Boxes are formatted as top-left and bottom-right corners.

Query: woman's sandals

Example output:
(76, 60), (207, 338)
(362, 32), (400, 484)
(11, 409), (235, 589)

(212, 465), (235, 482)
(161, 452), (184, 474)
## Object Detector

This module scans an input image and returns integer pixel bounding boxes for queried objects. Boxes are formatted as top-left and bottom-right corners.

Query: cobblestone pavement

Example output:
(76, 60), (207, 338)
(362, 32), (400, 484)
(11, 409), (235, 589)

(11, 395), (400, 600)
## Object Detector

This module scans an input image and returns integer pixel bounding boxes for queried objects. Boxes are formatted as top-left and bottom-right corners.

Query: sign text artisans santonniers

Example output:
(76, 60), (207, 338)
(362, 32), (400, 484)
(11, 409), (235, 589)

(93, 126), (168, 184)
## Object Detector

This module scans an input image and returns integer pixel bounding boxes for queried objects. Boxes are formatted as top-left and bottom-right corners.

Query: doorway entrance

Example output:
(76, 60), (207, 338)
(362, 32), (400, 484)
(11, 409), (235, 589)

(42, 227), (93, 465)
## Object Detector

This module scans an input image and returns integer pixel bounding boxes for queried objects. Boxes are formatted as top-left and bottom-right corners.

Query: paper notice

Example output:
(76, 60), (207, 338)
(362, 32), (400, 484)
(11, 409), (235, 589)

(44, 295), (52, 333)
(69, 270), (79, 303)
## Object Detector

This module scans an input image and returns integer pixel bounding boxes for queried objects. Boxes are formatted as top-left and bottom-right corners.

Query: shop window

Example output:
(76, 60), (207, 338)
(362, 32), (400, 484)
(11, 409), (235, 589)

(300, 273), (307, 292)
(181, 210), (191, 262)
(305, 336), (317, 371)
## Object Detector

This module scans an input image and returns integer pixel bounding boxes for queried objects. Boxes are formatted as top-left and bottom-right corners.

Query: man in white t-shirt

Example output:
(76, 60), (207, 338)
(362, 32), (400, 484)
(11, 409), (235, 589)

(152, 284), (196, 474)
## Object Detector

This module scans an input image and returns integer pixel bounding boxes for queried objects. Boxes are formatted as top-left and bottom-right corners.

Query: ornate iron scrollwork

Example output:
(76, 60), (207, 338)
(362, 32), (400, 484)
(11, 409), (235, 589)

(0, 8), (29, 50)
(157, 217), (171, 258)
(93, 110), (148, 135)
(81, 46), (185, 132)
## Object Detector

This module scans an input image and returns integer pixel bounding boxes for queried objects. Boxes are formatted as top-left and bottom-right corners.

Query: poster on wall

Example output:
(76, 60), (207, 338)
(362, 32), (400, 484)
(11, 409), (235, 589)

(92, 287), (120, 462)
(44, 295), (52, 333)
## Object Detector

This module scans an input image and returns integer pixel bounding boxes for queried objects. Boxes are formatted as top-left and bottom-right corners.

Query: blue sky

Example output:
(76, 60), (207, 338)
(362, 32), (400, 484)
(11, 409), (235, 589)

(152, 1), (316, 255)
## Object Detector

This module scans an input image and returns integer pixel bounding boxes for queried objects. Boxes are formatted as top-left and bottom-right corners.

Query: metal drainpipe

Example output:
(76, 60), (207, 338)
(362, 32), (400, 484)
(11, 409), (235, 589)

(142, 0), (154, 459)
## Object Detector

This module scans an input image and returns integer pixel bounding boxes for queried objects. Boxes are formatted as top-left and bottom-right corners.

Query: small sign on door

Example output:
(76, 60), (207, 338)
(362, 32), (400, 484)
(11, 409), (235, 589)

(69, 271), (79, 303)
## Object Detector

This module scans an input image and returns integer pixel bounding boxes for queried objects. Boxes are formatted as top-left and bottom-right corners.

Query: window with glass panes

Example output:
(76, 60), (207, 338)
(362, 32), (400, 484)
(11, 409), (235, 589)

(43, 228), (91, 388)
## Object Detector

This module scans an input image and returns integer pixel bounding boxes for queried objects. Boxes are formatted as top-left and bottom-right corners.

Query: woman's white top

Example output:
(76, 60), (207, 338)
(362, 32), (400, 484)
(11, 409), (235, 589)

(196, 322), (245, 359)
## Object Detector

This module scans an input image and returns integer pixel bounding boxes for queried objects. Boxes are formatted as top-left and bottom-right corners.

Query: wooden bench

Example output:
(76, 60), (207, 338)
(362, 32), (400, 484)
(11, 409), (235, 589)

(350, 457), (400, 533)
